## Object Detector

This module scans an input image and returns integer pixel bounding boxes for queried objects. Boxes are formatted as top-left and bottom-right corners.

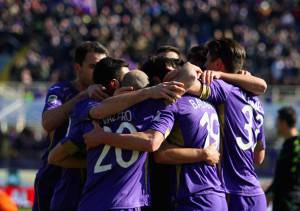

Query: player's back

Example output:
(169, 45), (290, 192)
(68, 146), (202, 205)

(33, 81), (78, 211)
(78, 99), (165, 211)
(212, 80), (265, 195)
(151, 94), (224, 201)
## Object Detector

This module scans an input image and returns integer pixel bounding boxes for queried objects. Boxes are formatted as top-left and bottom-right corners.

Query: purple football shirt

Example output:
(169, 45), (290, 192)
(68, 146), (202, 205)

(201, 80), (265, 196)
(150, 94), (224, 203)
(33, 81), (78, 211)
(50, 98), (98, 211)
(76, 99), (165, 210)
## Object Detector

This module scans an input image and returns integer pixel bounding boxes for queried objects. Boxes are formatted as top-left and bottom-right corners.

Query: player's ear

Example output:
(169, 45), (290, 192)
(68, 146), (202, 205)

(74, 63), (81, 74)
(110, 79), (120, 89)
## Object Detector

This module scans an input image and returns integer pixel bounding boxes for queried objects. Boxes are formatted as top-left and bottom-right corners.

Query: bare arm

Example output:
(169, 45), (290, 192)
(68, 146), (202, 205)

(89, 82), (185, 120)
(153, 142), (219, 165)
(42, 91), (88, 132)
(84, 123), (165, 152)
(219, 72), (267, 95)
(43, 84), (110, 132)
(254, 140), (265, 165)
(48, 142), (86, 168)
(201, 70), (267, 95)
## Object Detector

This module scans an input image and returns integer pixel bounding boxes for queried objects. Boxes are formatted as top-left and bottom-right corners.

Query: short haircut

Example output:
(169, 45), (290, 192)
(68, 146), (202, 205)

(187, 45), (208, 69)
(278, 106), (297, 128)
(141, 56), (185, 85)
(93, 57), (128, 87)
(121, 70), (149, 90)
(75, 41), (108, 65)
(155, 45), (181, 57)
(206, 38), (246, 73)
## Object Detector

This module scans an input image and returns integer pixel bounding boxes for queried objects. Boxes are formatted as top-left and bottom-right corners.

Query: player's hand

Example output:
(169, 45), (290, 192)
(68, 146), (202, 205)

(147, 81), (185, 104)
(203, 142), (220, 166)
(113, 86), (134, 96)
(163, 69), (179, 82)
(237, 70), (251, 75)
(87, 84), (109, 100)
(200, 70), (222, 85)
(84, 121), (105, 150)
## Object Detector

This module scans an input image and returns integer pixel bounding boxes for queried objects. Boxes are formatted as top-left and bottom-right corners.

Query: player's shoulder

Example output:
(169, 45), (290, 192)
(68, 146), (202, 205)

(72, 98), (100, 120)
(211, 79), (234, 88)
(48, 81), (73, 92)
(181, 93), (216, 111)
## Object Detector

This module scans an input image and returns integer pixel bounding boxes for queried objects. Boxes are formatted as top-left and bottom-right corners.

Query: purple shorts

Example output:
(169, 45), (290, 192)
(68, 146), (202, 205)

(175, 193), (228, 211)
(228, 194), (266, 211)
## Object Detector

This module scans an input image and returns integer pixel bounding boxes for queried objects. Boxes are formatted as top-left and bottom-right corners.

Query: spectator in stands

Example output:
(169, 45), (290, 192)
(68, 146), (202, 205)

(1, 1), (300, 84)
(266, 106), (300, 211)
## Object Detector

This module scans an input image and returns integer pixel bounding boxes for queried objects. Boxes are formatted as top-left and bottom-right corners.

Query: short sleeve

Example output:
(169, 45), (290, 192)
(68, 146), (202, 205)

(200, 80), (232, 105)
(257, 125), (266, 149)
(43, 84), (64, 112)
(149, 103), (177, 139)
(75, 99), (101, 121)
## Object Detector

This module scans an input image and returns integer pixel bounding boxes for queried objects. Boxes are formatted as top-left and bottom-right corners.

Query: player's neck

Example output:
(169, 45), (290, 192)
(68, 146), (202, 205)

(284, 128), (298, 139)
(73, 79), (88, 92)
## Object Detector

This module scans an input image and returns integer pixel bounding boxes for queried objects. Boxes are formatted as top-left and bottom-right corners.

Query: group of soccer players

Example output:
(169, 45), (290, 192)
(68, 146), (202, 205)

(33, 38), (268, 211)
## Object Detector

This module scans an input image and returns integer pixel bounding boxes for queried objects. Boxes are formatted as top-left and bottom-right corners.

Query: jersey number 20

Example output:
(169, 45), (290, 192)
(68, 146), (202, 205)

(94, 122), (139, 173)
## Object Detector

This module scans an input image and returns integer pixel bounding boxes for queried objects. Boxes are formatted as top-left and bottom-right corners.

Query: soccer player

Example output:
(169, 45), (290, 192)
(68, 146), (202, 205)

(33, 41), (108, 211)
(48, 57), (186, 211)
(199, 38), (267, 211)
(84, 58), (226, 211)
(266, 106), (300, 211)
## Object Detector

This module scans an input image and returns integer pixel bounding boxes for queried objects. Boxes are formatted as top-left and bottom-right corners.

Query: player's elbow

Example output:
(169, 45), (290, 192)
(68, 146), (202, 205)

(145, 132), (163, 152)
(42, 117), (54, 132)
(48, 150), (62, 165)
(254, 79), (267, 95)
(89, 107), (102, 119)
(254, 151), (265, 165)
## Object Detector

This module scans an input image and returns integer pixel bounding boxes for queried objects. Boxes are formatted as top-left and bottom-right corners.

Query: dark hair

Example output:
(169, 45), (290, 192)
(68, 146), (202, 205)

(93, 57), (128, 87)
(155, 45), (181, 57)
(141, 56), (184, 85)
(278, 106), (297, 128)
(206, 38), (246, 73)
(187, 45), (208, 69)
(75, 41), (108, 65)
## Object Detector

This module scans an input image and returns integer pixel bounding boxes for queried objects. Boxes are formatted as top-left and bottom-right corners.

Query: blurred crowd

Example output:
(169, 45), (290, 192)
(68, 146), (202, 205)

(1, 0), (300, 84)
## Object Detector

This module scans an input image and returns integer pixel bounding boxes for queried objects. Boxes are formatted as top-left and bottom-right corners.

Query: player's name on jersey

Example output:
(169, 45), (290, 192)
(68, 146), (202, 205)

(103, 110), (133, 124)
(189, 98), (214, 110)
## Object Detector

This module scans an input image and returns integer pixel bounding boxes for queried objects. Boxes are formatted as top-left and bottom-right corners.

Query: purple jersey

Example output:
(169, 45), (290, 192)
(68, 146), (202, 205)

(33, 81), (78, 211)
(150, 94), (224, 203)
(50, 99), (97, 211)
(201, 80), (265, 196)
(77, 99), (165, 210)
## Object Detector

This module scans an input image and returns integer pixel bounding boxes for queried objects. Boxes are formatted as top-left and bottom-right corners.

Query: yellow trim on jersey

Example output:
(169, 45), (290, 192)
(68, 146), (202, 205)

(199, 84), (211, 100)
(47, 130), (55, 150)
(61, 141), (80, 155)
(168, 121), (184, 147)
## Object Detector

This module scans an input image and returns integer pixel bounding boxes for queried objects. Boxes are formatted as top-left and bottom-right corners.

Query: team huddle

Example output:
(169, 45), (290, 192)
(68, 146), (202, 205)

(33, 38), (268, 211)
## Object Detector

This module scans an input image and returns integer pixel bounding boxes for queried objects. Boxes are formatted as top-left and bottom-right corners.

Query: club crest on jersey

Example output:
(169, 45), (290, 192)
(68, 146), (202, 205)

(47, 95), (58, 103)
